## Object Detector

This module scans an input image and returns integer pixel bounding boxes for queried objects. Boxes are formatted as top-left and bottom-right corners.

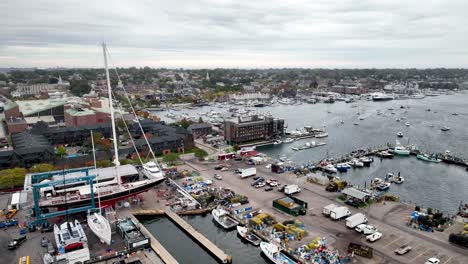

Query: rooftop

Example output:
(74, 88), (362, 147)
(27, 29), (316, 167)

(66, 108), (96, 117)
(16, 99), (68, 116)
(342, 187), (371, 200)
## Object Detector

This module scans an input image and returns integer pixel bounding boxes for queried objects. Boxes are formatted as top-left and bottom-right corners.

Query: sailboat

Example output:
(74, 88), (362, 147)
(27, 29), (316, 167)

(87, 131), (112, 245)
(39, 44), (166, 209)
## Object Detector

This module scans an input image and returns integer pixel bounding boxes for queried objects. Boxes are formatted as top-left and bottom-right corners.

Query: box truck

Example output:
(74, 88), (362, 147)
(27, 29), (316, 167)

(330, 206), (351, 220)
(322, 204), (338, 216)
(239, 167), (257, 178)
(283, 184), (301, 195)
(346, 213), (368, 228)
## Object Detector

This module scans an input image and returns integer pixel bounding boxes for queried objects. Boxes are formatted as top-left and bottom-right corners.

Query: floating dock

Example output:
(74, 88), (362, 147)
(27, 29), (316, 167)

(165, 209), (232, 263)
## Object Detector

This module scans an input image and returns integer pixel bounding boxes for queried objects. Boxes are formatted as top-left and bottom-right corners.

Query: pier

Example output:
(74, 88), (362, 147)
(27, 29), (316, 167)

(165, 209), (232, 264)
(127, 214), (180, 264)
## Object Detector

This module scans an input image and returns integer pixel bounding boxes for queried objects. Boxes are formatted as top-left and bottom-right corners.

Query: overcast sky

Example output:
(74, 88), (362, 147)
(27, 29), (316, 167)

(1, 0), (467, 68)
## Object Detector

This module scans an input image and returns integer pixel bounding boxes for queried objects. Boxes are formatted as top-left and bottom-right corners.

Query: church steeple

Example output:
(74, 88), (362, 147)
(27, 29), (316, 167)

(206, 72), (210, 81)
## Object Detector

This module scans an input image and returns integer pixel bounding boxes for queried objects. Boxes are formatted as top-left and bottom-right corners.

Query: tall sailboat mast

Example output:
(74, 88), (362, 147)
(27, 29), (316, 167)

(102, 43), (121, 185)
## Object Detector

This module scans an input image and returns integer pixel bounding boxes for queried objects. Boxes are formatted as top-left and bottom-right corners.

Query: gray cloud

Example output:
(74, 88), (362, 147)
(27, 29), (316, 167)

(0, 0), (467, 68)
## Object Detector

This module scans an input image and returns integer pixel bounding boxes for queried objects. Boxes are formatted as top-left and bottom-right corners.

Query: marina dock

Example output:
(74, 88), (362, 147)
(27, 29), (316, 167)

(128, 214), (180, 264)
(165, 209), (233, 264)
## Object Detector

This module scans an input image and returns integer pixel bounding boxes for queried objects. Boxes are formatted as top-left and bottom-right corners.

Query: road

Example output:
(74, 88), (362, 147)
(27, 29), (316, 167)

(185, 159), (467, 264)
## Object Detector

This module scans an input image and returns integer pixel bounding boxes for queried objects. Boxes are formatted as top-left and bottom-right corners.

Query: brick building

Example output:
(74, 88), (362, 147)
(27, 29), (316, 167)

(187, 123), (212, 139)
(224, 115), (284, 145)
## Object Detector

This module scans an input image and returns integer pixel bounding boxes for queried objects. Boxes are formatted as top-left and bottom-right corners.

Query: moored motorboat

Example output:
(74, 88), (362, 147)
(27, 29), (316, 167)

(377, 182), (391, 191)
(335, 163), (350, 172)
(370, 178), (384, 189)
(260, 242), (297, 264)
(359, 157), (373, 167)
(417, 154), (441, 163)
(283, 138), (294, 143)
(323, 164), (338, 173)
(441, 126), (450, 131)
(392, 172), (405, 184)
(393, 146), (410, 156)
(273, 140), (283, 145)
(397, 132), (403, 137)
(236, 225), (261, 246)
(315, 132), (328, 138)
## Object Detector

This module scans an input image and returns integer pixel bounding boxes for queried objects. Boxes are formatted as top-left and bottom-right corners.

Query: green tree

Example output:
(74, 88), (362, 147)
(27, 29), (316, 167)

(162, 153), (179, 164)
(70, 79), (91, 96)
(179, 118), (192, 129)
(194, 148), (208, 160)
(233, 144), (240, 151)
(96, 160), (113, 168)
(30, 163), (55, 173)
(0, 168), (27, 189)
(56, 146), (66, 157)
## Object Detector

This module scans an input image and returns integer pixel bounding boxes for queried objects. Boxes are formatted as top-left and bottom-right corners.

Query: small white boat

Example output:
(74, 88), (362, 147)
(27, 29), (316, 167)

(87, 212), (112, 245)
(397, 132), (403, 137)
(212, 207), (238, 230)
(370, 178), (384, 188)
(236, 225), (261, 246)
(283, 138), (294, 143)
(350, 158), (364, 167)
(392, 173), (405, 184)
(142, 161), (165, 180)
(315, 132), (328, 138)
(273, 140), (283, 145)
(405, 122), (410, 127)
(324, 164), (337, 173)
(393, 146), (410, 155)
(441, 126), (450, 131)
(377, 182), (391, 191)
(260, 242), (296, 264)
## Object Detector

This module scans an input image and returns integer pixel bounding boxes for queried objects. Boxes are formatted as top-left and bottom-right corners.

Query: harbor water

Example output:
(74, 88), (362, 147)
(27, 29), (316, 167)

(155, 94), (468, 213)
(142, 215), (269, 264)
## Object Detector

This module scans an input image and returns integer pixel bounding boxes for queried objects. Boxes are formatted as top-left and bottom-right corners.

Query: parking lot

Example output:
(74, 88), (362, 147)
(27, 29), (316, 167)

(187, 159), (468, 264)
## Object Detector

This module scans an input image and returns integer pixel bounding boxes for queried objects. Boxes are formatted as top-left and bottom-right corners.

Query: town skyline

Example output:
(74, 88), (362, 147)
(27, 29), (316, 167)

(1, 0), (468, 68)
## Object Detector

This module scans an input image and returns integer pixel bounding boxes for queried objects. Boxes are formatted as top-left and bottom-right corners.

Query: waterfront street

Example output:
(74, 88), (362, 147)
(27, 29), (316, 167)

(167, 158), (468, 264)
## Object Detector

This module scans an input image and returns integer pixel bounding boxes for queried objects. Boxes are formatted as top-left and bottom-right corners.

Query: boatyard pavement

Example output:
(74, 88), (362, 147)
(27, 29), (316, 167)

(168, 159), (468, 264)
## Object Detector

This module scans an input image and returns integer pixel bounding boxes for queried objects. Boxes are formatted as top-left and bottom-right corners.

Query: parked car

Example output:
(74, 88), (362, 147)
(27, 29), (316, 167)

(345, 198), (361, 207)
(214, 174), (223, 180)
(214, 165), (224, 170)
(354, 224), (368, 233)
(41, 225), (53, 233)
(269, 181), (280, 187)
(253, 176), (260, 181)
(394, 245), (412, 255)
(264, 186), (273, 192)
(362, 225), (378, 235)
(47, 242), (55, 255)
(366, 232), (382, 242)
(255, 182), (266, 188)
(41, 237), (48, 247)
(424, 258), (440, 264)
(8, 236), (27, 249)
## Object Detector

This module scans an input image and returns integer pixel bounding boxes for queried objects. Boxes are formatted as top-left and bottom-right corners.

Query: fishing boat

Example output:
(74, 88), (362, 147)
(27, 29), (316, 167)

(405, 122), (410, 127)
(417, 154), (441, 163)
(441, 126), (450, 131)
(324, 164), (338, 173)
(397, 132), (403, 137)
(283, 138), (294, 143)
(236, 225), (261, 246)
(393, 146), (410, 156)
(377, 182), (391, 191)
(260, 242), (297, 264)
(212, 207), (238, 230)
(350, 158), (364, 167)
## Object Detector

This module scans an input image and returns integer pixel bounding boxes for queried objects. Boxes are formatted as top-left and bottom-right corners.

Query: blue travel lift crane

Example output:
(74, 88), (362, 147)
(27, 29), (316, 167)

(29, 167), (96, 230)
